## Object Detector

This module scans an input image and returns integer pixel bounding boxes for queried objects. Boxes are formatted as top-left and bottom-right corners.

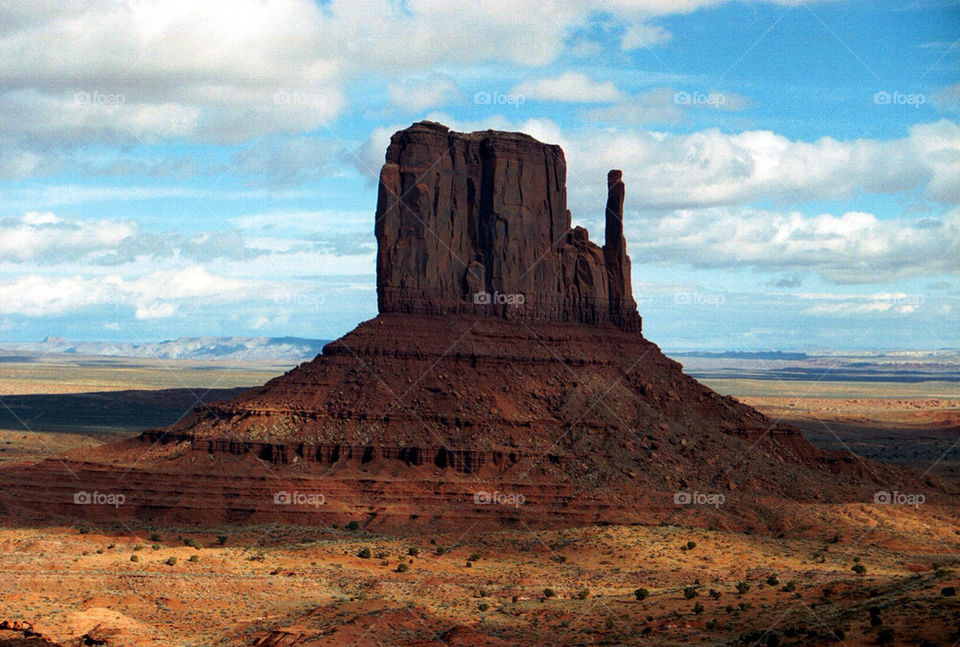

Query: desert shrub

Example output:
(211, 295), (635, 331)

(149, 533), (162, 542)
(683, 586), (699, 599)
(634, 588), (650, 601)
(693, 602), (704, 614)
(129, 554), (139, 562)
(543, 588), (556, 598)
(941, 586), (956, 596)
(345, 521), (360, 531)
(735, 581), (751, 594)
(478, 602), (489, 612)
(78, 527), (90, 534)
(465, 561), (472, 568)
(188, 555), (199, 563)
(396, 563), (409, 573)
(165, 556), (177, 566)
(766, 575), (779, 586)
(184, 538), (202, 550)
(783, 580), (797, 592)
(851, 564), (867, 575)
(468, 552), (482, 562)
(357, 547), (371, 559)
(686, 541), (697, 550)
(151, 544), (161, 551)
(709, 589), (721, 599)
(577, 589), (590, 600)
(407, 547), (419, 556)
(216, 535), (227, 545)
(875, 627), (894, 645)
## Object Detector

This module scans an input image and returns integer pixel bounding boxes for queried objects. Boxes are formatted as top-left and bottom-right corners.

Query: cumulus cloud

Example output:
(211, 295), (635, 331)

(512, 72), (622, 103)
(388, 76), (461, 113)
(634, 207), (960, 283)
(0, 212), (266, 265)
(0, 265), (251, 318)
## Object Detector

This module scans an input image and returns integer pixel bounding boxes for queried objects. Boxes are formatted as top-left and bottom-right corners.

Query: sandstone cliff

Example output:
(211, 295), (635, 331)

(375, 121), (641, 331)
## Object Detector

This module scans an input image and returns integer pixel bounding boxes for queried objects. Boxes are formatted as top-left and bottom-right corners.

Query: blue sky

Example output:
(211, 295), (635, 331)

(0, 0), (957, 350)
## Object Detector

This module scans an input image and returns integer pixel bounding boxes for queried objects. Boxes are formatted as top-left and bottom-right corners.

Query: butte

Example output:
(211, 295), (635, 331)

(0, 121), (917, 532)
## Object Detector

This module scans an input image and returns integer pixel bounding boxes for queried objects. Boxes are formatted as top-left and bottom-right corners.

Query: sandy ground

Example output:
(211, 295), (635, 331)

(1, 515), (958, 646)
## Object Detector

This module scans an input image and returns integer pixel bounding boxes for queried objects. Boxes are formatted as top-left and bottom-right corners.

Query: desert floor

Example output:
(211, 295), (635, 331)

(0, 352), (957, 646)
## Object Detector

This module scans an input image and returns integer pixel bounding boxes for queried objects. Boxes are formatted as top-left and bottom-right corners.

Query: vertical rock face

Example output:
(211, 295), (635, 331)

(375, 121), (641, 331)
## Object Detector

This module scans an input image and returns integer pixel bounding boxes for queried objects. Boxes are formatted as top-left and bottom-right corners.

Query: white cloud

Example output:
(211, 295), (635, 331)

(512, 72), (622, 103)
(0, 212), (265, 265)
(586, 87), (683, 124)
(634, 207), (960, 283)
(135, 302), (178, 320)
(388, 76), (461, 113)
(566, 120), (960, 209)
(0, 265), (258, 318)
(621, 23), (672, 50)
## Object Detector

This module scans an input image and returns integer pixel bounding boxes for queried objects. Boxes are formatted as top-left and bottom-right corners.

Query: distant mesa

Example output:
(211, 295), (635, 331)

(375, 121), (640, 331)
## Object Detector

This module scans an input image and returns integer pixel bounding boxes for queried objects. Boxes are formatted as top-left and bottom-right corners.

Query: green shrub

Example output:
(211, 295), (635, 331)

(188, 555), (199, 563)
(184, 538), (202, 550)
(634, 588), (650, 601)
(683, 586), (698, 599)
(783, 580), (797, 593)
(468, 552), (482, 562)
(693, 602), (704, 614)
(543, 588), (556, 598)
(345, 521), (360, 531)
(357, 547), (371, 559)
(766, 575), (779, 586)
(149, 533), (162, 542)
(577, 589), (590, 599)
(165, 556), (177, 566)
(407, 547), (419, 556)
(129, 554), (139, 562)
(735, 581), (751, 594)
(396, 563), (409, 573)
(851, 563), (867, 575)
(216, 535), (227, 545)
(478, 602), (489, 612)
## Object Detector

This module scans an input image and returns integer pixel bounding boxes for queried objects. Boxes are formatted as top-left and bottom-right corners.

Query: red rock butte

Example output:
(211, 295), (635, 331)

(0, 122), (915, 532)
(375, 121), (639, 331)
